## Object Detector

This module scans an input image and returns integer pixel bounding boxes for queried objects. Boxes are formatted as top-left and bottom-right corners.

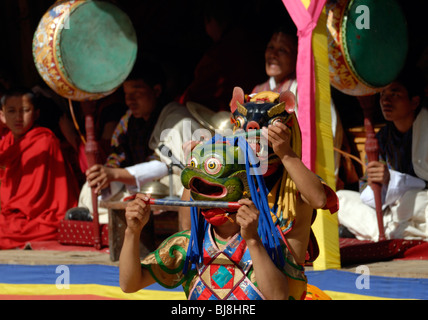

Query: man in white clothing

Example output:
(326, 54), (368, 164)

(76, 59), (201, 222)
(338, 69), (428, 241)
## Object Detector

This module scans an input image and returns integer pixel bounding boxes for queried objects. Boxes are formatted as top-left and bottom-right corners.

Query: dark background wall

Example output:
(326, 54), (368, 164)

(0, 0), (290, 93)
(0, 0), (426, 128)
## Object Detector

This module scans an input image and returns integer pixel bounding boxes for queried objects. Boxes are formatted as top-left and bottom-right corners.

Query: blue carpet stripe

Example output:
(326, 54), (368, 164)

(306, 270), (428, 300)
(1, 265), (427, 299)
(0, 264), (182, 292)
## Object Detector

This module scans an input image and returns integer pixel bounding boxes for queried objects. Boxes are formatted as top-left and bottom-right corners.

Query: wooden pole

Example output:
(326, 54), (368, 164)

(358, 95), (386, 241)
(82, 102), (102, 249)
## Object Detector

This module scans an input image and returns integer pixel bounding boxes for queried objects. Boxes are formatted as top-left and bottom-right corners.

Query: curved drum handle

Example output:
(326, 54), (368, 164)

(358, 96), (386, 241)
(82, 101), (102, 249)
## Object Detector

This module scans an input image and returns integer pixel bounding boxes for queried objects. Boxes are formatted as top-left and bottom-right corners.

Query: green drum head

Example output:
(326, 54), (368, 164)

(59, 1), (137, 93)
(343, 0), (408, 87)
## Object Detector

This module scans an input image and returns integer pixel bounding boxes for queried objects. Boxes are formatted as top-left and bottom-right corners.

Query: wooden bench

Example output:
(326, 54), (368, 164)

(341, 125), (383, 169)
(100, 201), (179, 261)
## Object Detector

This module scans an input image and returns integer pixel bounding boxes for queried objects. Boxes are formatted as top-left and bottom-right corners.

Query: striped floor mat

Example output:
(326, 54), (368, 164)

(1, 264), (427, 300)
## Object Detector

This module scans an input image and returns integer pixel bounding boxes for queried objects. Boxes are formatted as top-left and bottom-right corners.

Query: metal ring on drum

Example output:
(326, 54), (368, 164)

(32, 0), (138, 101)
(326, 0), (408, 96)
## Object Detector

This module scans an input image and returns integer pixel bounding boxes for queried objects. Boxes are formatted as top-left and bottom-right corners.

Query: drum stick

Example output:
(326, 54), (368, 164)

(149, 199), (241, 210)
(123, 195), (241, 210)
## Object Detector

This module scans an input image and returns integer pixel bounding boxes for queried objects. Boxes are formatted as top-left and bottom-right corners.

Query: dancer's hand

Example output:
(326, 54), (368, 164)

(236, 199), (260, 243)
(125, 193), (151, 234)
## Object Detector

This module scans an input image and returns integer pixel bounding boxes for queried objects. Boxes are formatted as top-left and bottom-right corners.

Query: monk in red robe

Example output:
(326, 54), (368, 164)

(0, 89), (79, 249)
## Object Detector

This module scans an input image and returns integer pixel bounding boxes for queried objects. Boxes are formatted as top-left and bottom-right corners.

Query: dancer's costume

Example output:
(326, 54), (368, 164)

(141, 90), (338, 300)
(142, 226), (308, 300)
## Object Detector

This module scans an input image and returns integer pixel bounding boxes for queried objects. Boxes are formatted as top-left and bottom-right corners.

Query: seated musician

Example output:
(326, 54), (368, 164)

(337, 68), (428, 241)
(74, 58), (201, 222)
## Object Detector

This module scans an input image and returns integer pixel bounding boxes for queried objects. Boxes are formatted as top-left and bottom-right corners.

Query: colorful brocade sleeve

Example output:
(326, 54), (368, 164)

(280, 244), (308, 300)
(105, 110), (131, 168)
(141, 230), (194, 292)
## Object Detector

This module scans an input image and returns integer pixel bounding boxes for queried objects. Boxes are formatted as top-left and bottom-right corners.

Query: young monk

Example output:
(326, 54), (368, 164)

(0, 88), (79, 249)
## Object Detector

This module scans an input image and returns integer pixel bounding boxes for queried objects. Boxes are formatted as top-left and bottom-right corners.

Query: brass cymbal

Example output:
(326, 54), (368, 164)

(186, 101), (233, 134)
(139, 181), (169, 199)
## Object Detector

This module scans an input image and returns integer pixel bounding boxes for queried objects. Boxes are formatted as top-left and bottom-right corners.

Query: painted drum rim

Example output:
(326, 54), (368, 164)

(52, 1), (82, 96)
(326, 0), (380, 96)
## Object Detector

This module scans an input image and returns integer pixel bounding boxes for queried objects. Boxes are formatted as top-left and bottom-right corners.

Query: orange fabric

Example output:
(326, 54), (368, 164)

(305, 284), (332, 300)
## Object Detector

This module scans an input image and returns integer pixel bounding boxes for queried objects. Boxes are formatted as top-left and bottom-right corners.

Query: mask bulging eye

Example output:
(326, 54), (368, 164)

(189, 157), (198, 168)
(235, 116), (245, 129)
(204, 157), (222, 175)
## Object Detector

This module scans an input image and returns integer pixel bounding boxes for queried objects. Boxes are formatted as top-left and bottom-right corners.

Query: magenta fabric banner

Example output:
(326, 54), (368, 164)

(281, 0), (326, 170)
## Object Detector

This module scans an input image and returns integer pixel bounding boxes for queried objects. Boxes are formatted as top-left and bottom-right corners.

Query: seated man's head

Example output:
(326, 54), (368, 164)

(123, 58), (165, 121)
(379, 68), (426, 126)
(0, 88), (39, 140)
(264, 27), (298, 84)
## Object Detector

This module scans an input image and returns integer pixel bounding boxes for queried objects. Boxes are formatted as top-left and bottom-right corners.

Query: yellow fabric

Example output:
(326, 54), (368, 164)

(248, 91), (303, 231)
(311, 8), (341, 270)
(301, 0), (311, 9)
(324, 290), (412, 301)
(250, 91), (280, 103)
(266, 113), (302, 232)
(0, 283), (186, 300)
(288, 276), (308, 300)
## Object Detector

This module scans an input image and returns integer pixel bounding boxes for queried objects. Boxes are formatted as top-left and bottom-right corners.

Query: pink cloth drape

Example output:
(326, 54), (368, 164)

(281, 0), (326, 171)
